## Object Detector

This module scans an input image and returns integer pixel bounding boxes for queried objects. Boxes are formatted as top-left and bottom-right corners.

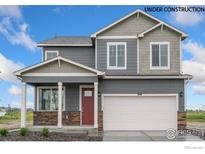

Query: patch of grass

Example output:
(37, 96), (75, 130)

(186, 111), (205, 122)
(20, 128), (28, 136)
(0, 110), (33, 124)
(42, 128), (49, 137)
(0, 128), (9, 136)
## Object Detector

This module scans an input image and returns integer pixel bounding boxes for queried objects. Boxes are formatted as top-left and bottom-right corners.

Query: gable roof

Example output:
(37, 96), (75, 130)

(37, 36), (93, 47)
(91, 9), (188, 39)
(15, 56), (104, 76)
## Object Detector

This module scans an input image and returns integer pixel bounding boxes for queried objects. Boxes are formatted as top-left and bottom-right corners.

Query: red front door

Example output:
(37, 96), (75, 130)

(82, 88), (94, 125)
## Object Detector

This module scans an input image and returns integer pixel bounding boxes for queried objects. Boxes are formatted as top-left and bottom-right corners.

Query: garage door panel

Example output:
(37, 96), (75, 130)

(103, 96), (177, 130)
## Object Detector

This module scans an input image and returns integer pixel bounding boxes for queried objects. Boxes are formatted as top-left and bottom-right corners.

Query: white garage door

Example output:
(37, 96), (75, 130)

(103, 95), (177, 131)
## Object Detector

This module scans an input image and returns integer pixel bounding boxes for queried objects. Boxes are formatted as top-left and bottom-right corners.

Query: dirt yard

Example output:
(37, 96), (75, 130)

(187, 121), (205, 129)
(0, 120), (32, 130)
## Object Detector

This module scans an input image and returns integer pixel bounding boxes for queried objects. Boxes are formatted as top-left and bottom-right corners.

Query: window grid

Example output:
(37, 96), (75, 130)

(150, 42), (170, 70)
(107, 42), (127, 70)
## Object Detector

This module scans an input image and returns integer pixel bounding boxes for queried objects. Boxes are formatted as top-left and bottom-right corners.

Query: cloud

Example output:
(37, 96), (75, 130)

(171, 11), (204, 26)
(8, 85), (21, 95)
(183, 40), (205, 96)
(8, 84), (34, 96)
(183, 40), (205, 63)
(11, 100), (33, 109)
(0, 6), (22, 19)
(53, 6), (71, 16)
(183, 60), (205, 83)
(192, 84), (205, 95)
(53, 7), (64, 15)
(0, 53), (24, 82)
(0, 6), (36, 51)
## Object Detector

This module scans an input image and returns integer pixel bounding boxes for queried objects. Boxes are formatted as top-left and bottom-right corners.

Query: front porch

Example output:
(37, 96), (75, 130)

(15, 56), (104, 131)
(21, 82), (99, 129)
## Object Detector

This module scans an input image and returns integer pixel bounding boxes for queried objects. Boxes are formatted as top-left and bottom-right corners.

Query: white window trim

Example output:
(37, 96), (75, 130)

(45, 50), (59, 60)
(107, 42), (127, 70)
(150, 42), (170, 70)
(37, 86), (66, 112)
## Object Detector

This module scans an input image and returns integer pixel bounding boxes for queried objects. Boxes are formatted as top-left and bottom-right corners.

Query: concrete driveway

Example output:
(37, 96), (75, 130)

(103, 131), (204, 141)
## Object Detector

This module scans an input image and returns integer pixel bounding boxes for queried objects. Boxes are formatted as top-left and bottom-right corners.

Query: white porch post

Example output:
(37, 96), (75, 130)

(94, 82), (98, 128)
(21, 82), (27, 128)
(58, 82), (63, 128)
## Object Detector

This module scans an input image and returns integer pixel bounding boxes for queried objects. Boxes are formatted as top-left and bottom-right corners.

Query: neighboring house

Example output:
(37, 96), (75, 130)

(15, 10), (192, 132)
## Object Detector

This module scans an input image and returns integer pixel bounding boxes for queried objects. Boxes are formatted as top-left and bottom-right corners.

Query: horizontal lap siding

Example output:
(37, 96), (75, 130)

(98, 79), (184, 111)
(139, 27), (181, 75)
(43, 47), (95, 68)
(34, 83), (94, 112)
(23, 61), (92, 74)
(99, 13), (157, 36)
(22, 76), (98, 83)
(97, 39), (138, 75)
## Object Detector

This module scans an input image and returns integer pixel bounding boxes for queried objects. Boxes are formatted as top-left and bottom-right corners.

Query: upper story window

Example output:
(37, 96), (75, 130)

(150, 42), (170, 70)
(107, 42), (127, 69)
(45, 50), (59, 60)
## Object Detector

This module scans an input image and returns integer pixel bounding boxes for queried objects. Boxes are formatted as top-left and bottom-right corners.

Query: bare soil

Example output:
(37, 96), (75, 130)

(0, 131), (102, 141)
(187, 121), (205, 129)
(0, 120), (32, 130)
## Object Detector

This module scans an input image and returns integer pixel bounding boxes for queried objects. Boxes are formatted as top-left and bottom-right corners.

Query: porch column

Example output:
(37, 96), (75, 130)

(58, 82), (63, 128)
(21, 82), (27, 128)
(94, 82), (98, 128)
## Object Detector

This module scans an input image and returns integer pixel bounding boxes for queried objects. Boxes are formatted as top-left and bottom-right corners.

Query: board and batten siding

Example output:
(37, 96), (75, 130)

(98, 79), (185, 112)
(139, 26), (181, 75)
(43, 47), (95, 68)
(97, 39), (138, 75)
(98, 13), (158, 36)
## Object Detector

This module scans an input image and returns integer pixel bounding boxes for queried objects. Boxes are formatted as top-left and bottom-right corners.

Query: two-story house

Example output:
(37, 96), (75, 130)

(15, 10), (192, 132)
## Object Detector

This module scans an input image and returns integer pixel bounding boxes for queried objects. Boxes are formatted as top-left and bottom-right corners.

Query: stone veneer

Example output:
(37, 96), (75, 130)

(62, 111), (80, 126)
(33, 111), (80, 126)
(98, 111), (103, 132)
(33, 111), (58, 125)
(178, 112), (186, 130)
(34, 111), (185, 131)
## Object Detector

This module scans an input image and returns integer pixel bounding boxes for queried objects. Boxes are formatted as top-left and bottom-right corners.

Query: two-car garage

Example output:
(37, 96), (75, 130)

(102, 94), (178, 131)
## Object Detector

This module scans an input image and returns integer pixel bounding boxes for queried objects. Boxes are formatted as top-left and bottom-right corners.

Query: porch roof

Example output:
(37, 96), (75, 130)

(15, 56), (105, 78)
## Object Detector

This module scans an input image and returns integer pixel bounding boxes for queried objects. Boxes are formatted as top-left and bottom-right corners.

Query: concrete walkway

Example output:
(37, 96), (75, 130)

(103, 131), (204, 141)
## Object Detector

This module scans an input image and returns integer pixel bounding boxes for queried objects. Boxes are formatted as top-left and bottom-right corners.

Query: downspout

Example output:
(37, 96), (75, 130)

(137, 36), (139, 74)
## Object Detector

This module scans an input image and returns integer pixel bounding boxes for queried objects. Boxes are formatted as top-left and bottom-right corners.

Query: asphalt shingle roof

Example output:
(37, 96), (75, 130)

(37, 36), (93, 46)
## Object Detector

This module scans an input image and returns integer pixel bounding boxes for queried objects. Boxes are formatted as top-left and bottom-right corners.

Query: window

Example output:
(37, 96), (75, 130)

(150, 42), (170, 69)
(45, 50), (59, 60)
(107, 42), (127, 69)
(38, 87), (65, 111)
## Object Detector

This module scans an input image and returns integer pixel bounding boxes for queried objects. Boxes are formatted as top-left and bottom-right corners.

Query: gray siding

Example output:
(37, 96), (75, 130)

(22, 76), (98, 83)
(98, 13), (157, 36)
(33, 79), (184, 112)
(65, 83), (80, 111)
(23, 61), (94, 75)
(34, 83), (93, 112)
(139, 26), (181, 75)
(43, 46), (95, 68)
(97, 39), (138, 75)
(98, 79), (185, 111)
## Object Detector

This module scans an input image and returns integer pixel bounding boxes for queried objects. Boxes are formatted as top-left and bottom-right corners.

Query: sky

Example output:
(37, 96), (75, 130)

(0, 5), (205, 110)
